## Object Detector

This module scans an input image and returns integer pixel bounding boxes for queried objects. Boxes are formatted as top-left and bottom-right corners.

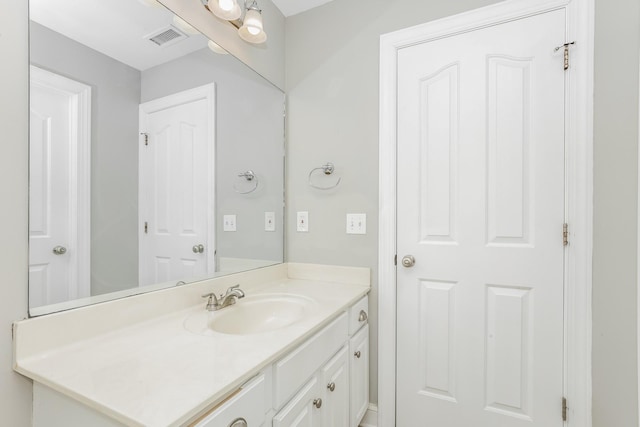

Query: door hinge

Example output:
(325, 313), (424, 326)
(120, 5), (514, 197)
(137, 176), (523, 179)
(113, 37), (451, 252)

(555, 41), (576, 70)
(144, 221), (148, 234)
(140, 132), (149, 146)
(562, 397), (568, 421)
(394, 254), (397, 266)
(563, 223), (569, 246)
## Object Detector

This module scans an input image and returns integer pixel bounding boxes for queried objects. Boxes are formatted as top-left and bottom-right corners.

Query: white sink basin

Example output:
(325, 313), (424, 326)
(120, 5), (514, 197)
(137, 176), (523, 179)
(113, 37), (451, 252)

(184, 293), (316, 336)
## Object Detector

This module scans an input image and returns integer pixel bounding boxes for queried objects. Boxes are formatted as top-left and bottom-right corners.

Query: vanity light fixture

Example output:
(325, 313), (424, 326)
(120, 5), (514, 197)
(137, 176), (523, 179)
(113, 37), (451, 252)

(172, 15), (200, 35)
(208, 40), (229, 54)
(209, 0), (242, 21)
(203, 0), (267, 45)
(137, 0), (163, 8)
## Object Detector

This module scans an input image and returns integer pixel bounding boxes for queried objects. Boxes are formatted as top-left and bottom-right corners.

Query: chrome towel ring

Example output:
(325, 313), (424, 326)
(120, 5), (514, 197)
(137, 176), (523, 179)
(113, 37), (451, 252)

(234, 170), (259, 194)
(308, 162), (341, 190)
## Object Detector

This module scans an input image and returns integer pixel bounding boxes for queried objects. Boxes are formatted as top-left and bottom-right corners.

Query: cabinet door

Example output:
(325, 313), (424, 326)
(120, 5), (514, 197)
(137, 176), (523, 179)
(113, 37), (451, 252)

(321, 345), (349, 427)
(349, 324), (369, 427)
(273, 376), (322, 427)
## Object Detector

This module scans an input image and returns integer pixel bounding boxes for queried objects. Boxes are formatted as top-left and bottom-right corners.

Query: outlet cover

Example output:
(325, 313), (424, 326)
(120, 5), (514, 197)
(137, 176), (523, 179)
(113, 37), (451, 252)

(223, 214), (237, 232)
(265, 212), (276, 232)
(297, 211), (309, 232)
(346, 213), (366, 235)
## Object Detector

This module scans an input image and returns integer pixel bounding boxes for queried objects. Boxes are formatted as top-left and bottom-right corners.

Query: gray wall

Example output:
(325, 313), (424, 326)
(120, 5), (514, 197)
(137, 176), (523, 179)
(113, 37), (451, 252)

(30, 22), (141, 297)
(141, 48), (285, 264)
(592, 0), (640, 425)
(286, 0), (640, 423)
(0, 0), (33, 425)
(285, 0), (501, 406)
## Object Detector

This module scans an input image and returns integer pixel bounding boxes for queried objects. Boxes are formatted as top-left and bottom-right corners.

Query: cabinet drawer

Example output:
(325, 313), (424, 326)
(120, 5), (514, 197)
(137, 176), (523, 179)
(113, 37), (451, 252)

(348, 296), (369, 335)
(192, 374), (266, 427)
(274, 313), (348, 409)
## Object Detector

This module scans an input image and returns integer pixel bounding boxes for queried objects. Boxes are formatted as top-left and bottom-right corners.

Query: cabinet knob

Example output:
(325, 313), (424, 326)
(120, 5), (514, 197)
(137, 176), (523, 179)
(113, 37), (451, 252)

(313, 398), (322, 408)
(358, 310), (368, 322)
(228, 418), (247, 427)
(354, 350), (361, 359)
(327, 382), (336, 392)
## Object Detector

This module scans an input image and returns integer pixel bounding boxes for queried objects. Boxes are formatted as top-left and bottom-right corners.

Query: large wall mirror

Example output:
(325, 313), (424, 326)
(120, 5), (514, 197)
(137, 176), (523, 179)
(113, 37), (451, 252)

(28, 0), (285, 316)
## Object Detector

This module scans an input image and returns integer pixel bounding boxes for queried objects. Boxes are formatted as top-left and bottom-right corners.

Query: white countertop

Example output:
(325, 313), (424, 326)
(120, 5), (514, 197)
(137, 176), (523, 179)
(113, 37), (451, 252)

(13, 264), (370, 427)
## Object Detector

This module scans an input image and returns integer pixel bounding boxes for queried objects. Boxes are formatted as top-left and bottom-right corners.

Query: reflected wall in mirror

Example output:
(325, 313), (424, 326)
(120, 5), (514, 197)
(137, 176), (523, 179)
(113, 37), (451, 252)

(28, 0), (285, 316)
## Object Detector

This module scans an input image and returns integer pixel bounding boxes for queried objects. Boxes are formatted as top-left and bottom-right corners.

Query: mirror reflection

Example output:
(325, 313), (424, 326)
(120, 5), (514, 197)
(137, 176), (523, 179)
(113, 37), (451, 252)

(28, 0), (285, 316)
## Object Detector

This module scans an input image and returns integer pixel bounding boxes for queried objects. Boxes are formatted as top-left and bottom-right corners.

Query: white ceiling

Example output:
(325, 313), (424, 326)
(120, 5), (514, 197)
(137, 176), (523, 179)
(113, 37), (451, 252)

(30, 0), (209, 71)
(271, 0), (336, 17)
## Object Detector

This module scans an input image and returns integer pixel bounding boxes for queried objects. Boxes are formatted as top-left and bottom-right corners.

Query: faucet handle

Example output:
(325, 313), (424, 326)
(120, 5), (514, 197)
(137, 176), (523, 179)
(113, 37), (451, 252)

(202, 293), (219, 311)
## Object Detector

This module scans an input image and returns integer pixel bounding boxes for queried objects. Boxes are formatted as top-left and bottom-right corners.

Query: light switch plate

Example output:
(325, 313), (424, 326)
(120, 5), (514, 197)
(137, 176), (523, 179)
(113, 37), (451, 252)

(223, 215), (237, 232)
(346, 213), (366, 234)
(265, 212), (276, 232)
(297, 211), (309, 232)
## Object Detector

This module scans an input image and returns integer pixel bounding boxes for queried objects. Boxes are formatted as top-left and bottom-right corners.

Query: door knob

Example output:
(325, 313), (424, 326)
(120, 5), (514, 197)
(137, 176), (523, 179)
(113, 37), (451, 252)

(401, 255), (415, 268)
(313, 398), (322, 408)
(354, 351), (362, 359)
(192, 244), (204, 254)
(327, 382), (336, 392)
(52, 246), (67, 255)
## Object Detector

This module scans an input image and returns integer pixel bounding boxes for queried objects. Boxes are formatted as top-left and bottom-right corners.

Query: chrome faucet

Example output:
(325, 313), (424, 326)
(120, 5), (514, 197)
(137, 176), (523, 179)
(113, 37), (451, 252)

(202, 285), (245, 311)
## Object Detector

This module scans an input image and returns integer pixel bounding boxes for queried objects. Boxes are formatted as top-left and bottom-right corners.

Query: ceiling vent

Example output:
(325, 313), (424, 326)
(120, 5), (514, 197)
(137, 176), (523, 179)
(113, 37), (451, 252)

(146, 26), (187, 47)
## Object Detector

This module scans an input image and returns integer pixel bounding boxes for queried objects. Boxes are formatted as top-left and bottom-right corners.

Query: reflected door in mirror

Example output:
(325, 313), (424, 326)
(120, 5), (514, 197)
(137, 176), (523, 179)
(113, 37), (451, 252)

(29, 67), (91, 307)
(139, 85), (215, 286)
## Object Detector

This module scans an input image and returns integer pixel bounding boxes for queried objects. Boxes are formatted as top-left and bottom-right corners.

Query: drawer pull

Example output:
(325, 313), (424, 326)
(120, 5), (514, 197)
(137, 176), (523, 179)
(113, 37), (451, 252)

(358, 310), (368, 322)
(313, 398), (323, 409)
(229, 418), (247, 427)
(354, 351), (361, 359)
(327, 382), (336, 392)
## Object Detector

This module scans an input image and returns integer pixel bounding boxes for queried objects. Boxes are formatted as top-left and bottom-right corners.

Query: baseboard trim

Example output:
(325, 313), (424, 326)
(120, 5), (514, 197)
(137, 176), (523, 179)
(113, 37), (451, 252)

(359, 403), (378, 427)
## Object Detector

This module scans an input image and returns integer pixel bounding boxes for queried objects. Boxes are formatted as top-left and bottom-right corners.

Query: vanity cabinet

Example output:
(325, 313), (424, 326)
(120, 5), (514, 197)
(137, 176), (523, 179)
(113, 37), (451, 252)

(30, 295), (369, 427)
(192, 374), (266, 427)
(349, 324), (369, 427)
(272, 296), (369, 427)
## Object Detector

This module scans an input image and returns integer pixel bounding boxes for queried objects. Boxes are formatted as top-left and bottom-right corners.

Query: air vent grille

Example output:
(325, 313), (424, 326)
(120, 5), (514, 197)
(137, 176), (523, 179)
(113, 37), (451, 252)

(147, 26), (186, 47)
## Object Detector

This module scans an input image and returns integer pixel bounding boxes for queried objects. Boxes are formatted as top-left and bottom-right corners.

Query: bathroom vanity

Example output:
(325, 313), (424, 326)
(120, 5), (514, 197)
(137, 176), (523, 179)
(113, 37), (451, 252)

(13, 263), (370, 427)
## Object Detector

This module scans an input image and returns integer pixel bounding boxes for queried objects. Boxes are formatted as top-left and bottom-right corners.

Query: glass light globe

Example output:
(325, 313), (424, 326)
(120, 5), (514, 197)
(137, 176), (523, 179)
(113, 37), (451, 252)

(209, 0), (241, 21)
(238, 8), (267, 44)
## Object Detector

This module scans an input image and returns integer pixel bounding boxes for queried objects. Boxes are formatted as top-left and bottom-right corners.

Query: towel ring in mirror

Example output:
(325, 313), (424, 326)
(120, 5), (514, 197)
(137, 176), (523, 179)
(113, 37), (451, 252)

(234, 170), (259, 194)
(308, 162), (341, 190)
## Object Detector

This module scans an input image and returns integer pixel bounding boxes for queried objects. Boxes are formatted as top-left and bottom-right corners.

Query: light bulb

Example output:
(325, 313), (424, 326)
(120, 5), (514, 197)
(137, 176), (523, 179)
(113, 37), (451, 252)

(219, 0), (233, 11)
(209, 0), (241, 21)
(248, 26), (260, 35)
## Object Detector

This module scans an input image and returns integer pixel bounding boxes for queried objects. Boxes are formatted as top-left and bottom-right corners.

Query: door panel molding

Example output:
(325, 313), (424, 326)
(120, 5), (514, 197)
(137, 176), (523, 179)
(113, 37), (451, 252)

(378, 0), (594, 425)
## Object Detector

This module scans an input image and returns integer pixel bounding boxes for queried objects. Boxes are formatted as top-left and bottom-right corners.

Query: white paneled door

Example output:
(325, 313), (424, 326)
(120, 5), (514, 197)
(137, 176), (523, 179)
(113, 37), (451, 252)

(29, 66), (91, 308)
(396, 10), (566, 427)
(139, 85), (215, 286)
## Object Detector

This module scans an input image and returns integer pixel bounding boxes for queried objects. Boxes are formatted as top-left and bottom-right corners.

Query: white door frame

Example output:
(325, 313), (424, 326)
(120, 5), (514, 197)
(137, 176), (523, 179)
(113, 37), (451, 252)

(29, 65), (92, 304)
(138, 83), (217, 283)
(378, 0), (594, 426)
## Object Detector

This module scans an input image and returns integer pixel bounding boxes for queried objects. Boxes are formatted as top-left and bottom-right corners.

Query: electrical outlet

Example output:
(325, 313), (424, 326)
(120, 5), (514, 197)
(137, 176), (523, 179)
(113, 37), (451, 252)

(223, 214), (237, 232)
(297, 211), (309, 232)
(346, 213), (366, 234)
(265, 212), (276, 232)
